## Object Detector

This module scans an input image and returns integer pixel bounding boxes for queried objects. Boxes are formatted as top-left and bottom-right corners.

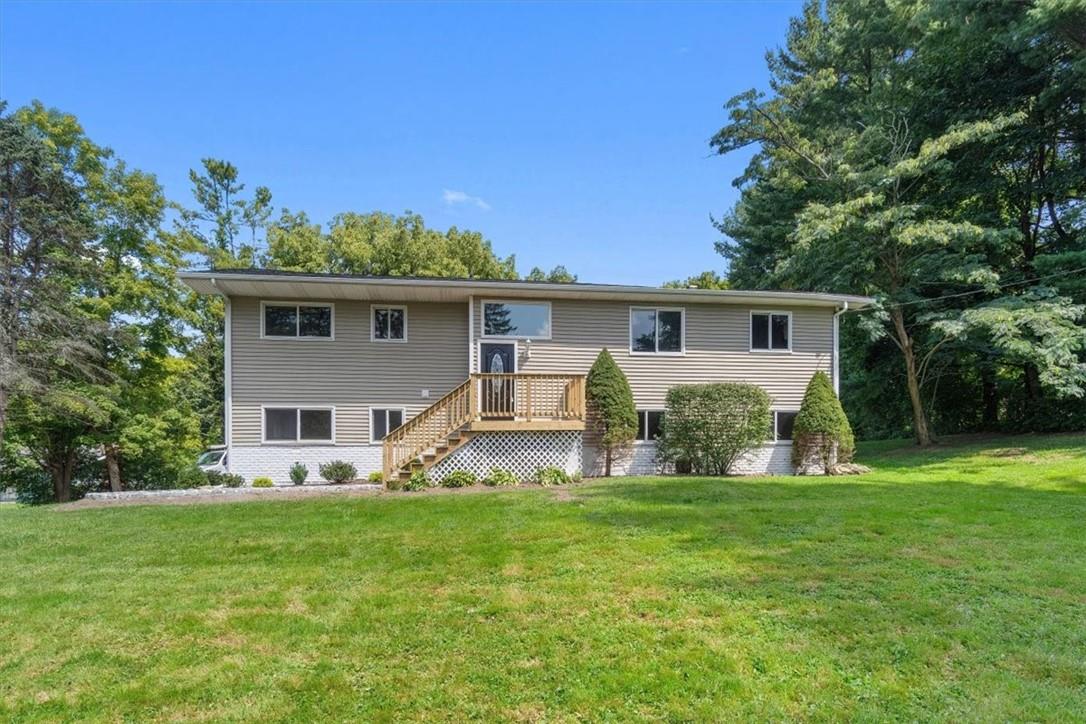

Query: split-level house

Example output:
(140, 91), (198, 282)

(180, 269), (873, 483)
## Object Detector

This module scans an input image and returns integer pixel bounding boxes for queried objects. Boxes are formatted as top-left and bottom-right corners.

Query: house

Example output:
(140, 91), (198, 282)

(179, 269), (873, 483)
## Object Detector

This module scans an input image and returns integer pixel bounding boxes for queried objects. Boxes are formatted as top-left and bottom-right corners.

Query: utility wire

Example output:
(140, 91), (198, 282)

(842, 264), (1086, 313)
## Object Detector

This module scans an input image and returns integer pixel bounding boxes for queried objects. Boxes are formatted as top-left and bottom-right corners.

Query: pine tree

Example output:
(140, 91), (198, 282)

(792, 372), (855, 474)
(586, 349), (638, 476)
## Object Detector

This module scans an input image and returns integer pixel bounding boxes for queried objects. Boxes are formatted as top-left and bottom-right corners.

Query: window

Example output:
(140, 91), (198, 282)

(483, 301), (551, 339)
(751, 312), (790, 351)
(262, 302), (333, 339)
(630, 307), (684, 354)
(263, 407), (334, 443)
(636, 410), (665, 442)
(372, 305), (407, 341)
(775, 411), (797, 441)
(370, 408), (405, 443)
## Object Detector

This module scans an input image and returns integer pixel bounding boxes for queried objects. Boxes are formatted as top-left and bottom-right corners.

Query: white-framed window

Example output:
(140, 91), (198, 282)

(482, 300), (552, 339)
(774, 411), (797, 441)
(750, 311), (791, 352)
(371, 305), (407, 342)
(630, 307), (684, 354)
(262, 406), (335, 443)
(261, 301), (334, 339)
(636, 410), (665, 442)
(370, 407), (406, 444)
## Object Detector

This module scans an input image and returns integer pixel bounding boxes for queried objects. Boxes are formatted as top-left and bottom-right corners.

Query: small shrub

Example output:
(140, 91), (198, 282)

(367, 471), (384, 483)
(571, 470), (584, 483)
(205, 470), (224, 486)
(586, 348), (638, 476)
(534, 466), (570, 486)
(252, 476), (274, 488)
(404, 469), (432, 491)
(483, 467), (518, 487)
(657, 383), (772, 475)
(441, 470), (477, 488)
(385, 475), (404, 491)
(289, 462), (308, 486)
(220, 473), (244, 488)
(176, 466), (208, 489)
(319, 460), (358, 484)
(792, 371), (855, 474)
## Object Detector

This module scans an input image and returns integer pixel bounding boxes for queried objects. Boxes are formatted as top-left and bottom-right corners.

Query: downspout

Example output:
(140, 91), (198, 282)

(211, 278), (232, 471)
(832, 301), (848, 396)
(467, 295), (474, 375)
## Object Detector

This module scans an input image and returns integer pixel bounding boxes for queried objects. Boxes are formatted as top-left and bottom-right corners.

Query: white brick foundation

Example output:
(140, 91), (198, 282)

(584, 441), (798, 476)
(228, 445), (384, 485)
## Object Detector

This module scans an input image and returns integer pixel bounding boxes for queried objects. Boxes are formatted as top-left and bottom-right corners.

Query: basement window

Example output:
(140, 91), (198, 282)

(636, 410), (665, 442)
(263, 407), (334, 443)
(775, 411), (797, 441)
(371, 408), (406, 443)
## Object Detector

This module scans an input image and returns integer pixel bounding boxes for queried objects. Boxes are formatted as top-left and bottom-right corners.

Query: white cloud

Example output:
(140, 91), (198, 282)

(442, 188), (491, 211)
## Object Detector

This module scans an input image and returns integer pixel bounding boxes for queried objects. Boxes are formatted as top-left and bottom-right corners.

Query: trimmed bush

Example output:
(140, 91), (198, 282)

(289, 462), (308, 486)
(441, 470), (478, 488)
(404, 469), (432, 491)
(252, 476), (274, 488)
(586, 349), (638, 476)
(367, 471), (384, 484)
(571, 470), (584, 483)
(319, 460), (358, 484)
(657, 383), (772, 475)
(483, 467), (517, 487)
(220, 473), (244, 488)
(792, 371), (855, 473)
(385, 475), (404, 491)
(534, 466), (570, 486)
(176, 466), (208, 489)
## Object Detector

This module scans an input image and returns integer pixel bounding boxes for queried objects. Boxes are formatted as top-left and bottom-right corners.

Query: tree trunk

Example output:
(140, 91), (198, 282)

(104, 443), (122, 492)
(981, 369), (999, 430)
(604, 446), (612, 477)
(50, 451), (75, 503)
(1024, 363), (1042, 402)
(891, 307), (933, 446)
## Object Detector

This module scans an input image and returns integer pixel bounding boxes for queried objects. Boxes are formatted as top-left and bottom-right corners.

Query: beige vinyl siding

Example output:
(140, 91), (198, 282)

(474, 298), (832, 409)
(230, 297), (468, 445)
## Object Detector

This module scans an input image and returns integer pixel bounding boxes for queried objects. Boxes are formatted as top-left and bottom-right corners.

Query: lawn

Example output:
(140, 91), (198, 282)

(1, 435), (1084, 721)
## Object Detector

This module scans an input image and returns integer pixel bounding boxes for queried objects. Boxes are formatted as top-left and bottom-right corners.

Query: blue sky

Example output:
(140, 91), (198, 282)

(1, 1), (799, 285)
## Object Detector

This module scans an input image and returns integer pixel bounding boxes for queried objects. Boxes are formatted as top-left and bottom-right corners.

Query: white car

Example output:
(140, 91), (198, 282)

(196, 446), (227, 474)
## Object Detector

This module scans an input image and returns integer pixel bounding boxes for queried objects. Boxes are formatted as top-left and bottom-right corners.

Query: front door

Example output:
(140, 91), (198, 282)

(480, 342), (516, 418)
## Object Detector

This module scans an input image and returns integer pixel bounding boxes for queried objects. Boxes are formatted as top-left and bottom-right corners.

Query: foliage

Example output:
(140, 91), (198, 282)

(526, 265), (578, 283)
(319, 460), (357, 484)
(220, 473), (244, 488)
(482, 468), (518, 487)
(534, 466), (570, 486)
(662, 271), (729, 290)
(586, 349), (638, 476)
(657, 383), (772, 475)
(176, 467), (208, 490)
(204, 470), (224, 487)
(710, 0), (1086, 443)
(113, 408), (203, 490)
(290, 462), (309, 486)
(251, 476), (274, 488)
(792, 372), (855, 473)
(404, 469), (432, 491)
(367, 471), (383, 484)
(440, 470), (477, 488)
(571, 470), (583, 483)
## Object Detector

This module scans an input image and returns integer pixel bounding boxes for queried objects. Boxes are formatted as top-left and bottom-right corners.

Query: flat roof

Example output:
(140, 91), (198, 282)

(178, 268), (874, 308)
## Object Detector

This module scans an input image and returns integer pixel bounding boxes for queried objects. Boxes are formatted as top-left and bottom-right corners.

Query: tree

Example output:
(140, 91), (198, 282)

(663, 271), (729, 290)
(0, 102), (101, 451)
(711, 0), (1086, 442)
(585, 349), (637, 476)
(527, 265), (578, 283)
(177, 158), (271, 266)
(792, 371), (854, 474)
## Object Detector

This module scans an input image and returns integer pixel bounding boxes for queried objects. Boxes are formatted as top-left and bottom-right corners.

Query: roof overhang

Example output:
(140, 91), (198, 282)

(178, 270), (875, 309)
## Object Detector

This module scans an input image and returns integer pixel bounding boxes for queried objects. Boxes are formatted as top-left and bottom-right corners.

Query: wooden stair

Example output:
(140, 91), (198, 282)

(382, 373), (587, 482)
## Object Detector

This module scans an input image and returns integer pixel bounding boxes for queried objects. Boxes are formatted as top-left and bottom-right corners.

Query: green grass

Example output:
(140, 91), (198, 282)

(2, 434), (1085, 721)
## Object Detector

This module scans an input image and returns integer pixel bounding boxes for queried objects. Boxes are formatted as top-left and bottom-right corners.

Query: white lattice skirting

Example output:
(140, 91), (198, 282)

(429, 431), (583, 483)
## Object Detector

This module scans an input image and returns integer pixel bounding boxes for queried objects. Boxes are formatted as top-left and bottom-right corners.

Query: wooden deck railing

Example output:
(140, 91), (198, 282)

(383, 373), (586, 479)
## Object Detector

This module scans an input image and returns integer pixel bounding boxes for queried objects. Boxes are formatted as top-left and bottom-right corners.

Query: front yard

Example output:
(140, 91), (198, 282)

(1, 434), (1084, 720)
